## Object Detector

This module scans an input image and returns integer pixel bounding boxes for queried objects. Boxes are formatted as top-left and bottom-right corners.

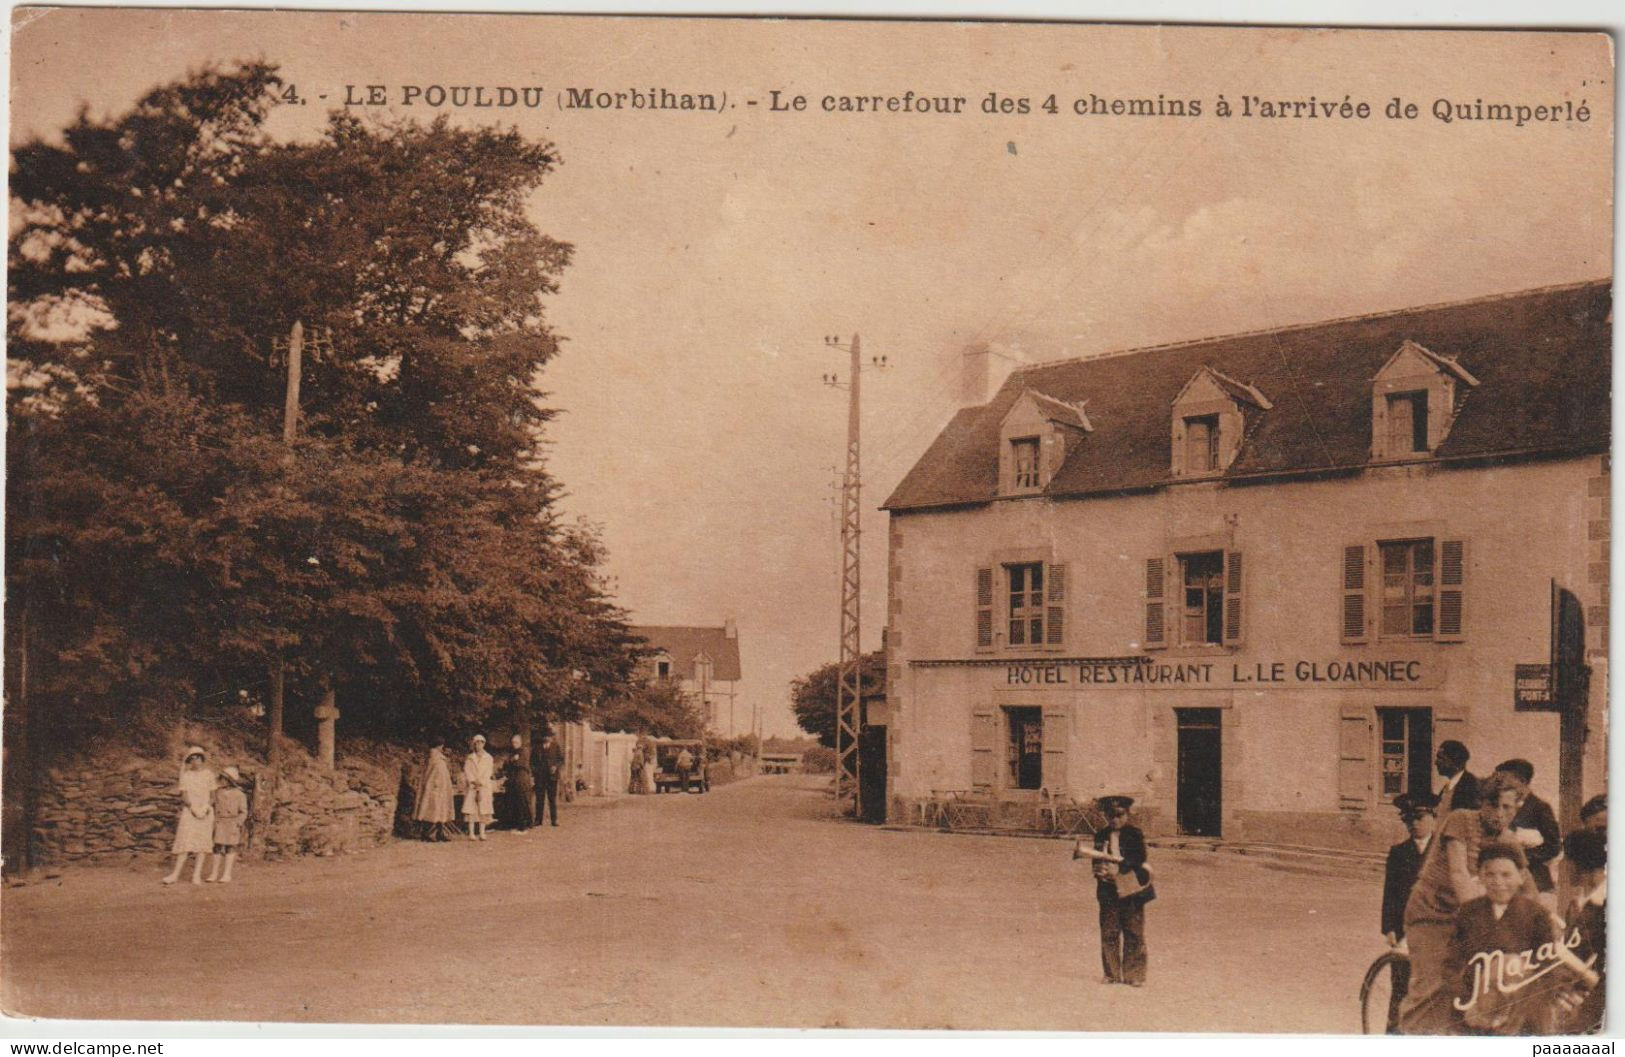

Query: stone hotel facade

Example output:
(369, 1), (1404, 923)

(881, 281), (1610, 849)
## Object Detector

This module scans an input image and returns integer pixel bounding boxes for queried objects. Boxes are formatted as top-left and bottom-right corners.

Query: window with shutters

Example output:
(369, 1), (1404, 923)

(1344, 536), (1466, 645)
(1379, 539), (1435, 639)
(978, 559), (1067, 651)
(1147, 550), (1242, 649)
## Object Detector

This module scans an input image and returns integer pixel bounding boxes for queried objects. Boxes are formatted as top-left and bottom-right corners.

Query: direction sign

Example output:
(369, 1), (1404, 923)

(1514, 662), (1556, 711)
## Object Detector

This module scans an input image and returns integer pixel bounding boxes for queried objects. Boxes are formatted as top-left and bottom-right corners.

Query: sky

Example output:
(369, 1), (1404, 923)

(8, 10), (1614, 738)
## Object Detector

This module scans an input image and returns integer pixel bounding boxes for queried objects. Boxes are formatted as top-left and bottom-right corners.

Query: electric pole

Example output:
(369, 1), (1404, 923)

(823, 334), (888, 814)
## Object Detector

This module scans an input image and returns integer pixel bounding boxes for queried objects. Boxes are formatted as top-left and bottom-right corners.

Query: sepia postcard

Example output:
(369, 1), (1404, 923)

(2, 7), (1615, 1037)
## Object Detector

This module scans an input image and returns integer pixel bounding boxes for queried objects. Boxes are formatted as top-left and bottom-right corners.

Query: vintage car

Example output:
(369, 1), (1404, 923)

(652, 739), (709, 793)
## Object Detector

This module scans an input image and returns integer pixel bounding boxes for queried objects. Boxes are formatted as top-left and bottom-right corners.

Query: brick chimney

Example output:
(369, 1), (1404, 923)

(724, 617), (737, 640)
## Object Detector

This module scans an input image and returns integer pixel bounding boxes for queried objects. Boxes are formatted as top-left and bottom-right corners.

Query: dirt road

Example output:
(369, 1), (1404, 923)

(4, 775), (1381, 1030)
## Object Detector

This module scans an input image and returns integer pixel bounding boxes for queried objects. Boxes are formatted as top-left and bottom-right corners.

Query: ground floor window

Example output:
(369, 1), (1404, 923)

(1376, 707), (1433, 802)
(1004, 706), (1043, 789)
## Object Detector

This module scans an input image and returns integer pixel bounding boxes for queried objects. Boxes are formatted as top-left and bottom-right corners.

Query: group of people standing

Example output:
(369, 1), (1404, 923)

(162, 745), (249, 885)
(1380, 740), (1606, 1034)
(408, 733), (563, 841)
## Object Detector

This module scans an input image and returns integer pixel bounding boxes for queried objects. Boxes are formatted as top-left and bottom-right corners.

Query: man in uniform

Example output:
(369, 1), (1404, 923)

(1378, 792), (1436, 1032)
(1091, 795), (1153, 987)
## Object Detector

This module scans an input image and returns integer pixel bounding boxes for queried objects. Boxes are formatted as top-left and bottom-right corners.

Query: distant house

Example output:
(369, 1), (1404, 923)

(632, 621), (744, 736)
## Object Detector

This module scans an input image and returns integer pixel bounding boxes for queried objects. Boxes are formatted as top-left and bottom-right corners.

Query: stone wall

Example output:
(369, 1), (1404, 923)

(31, 725), (411, 867)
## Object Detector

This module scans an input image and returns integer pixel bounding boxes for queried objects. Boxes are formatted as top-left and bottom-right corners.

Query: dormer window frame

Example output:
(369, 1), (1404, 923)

(997, 389), (1092, 497)
(1370, 340), (1479, 463)
(1170, 366), (1271, 481)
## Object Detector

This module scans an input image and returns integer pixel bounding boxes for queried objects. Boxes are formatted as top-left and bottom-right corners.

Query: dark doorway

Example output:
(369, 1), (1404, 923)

(859, 725), (888, 824)
(1177, 708), (1222, 836)
(1004, 706), (1044, 790)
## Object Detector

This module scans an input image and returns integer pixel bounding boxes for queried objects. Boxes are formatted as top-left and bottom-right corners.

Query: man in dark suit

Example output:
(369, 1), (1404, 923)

(1091, 795), (1153, 987)
(1378, 792), (1436, 1033)
(1494, 758), (1562, 897)
(531, 732), (562, 827)
(1435, 740), (1480, 810)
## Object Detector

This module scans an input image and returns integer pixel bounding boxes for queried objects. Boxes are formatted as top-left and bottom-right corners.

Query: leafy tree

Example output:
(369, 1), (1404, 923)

(6, 59), (634, 790)
(789, 650), (885, 749)
(592, 678), (707, 740)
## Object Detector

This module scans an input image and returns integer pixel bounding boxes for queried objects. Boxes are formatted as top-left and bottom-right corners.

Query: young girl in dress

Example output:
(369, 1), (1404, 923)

(206, 765), (249, 883)
(162, 746), (215, 885)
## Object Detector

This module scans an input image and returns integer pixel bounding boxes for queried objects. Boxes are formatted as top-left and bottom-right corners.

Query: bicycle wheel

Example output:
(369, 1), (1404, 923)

(1360, 951), (1410, 1035)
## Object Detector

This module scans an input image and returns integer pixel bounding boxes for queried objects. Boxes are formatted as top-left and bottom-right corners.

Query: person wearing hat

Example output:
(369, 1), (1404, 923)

(1557, 828), (1606, 1033)
(1382, 792), (1437, 949)
(1580, 793), (1606, 834)
(462, 734), (495, 841)
(162, 746), (216, 885)
(207, 765), (249, 883)
(412, 736), (457, 841)
(1091, 795), (1153, 987)
(1434, 740), (1481, 811)
(1376, 791), (1435, 1033)
(1494, 758), (1562, 900)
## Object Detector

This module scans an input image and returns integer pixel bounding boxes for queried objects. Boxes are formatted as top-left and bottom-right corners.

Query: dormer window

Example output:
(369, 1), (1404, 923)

(1371, 340), (1478, 461)
(1184, 415), (1220, 474)
(998, 389), (1091, 496)
(1171, 367), (1270, 479)
(1011, 438), (1041, 488)
(1386, 392), (1429, 455)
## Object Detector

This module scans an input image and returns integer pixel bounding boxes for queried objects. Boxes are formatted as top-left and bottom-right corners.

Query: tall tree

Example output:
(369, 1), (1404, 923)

(789, 651), (886, 749)
(7, 60), (634, 802)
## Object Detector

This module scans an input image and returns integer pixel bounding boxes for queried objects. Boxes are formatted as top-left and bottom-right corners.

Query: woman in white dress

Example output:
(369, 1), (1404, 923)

(640, 740), (657, 795)
(462, 734), (495, 841)
(162, 745), (215, 884)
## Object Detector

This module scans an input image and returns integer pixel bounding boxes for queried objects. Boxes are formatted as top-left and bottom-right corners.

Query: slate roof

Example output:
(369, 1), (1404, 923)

(629, 625), (742, 681)
(884, 280), (1611, 512)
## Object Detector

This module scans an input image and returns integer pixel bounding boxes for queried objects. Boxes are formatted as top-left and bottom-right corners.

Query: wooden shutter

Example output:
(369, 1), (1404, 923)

(1435, 538), (1467, 642)
(1338, 705), (1372, 811)
(970, 706), (998, 791)
(1144, 557), (1167, 650)
(1223, 550), (1244, 645)
(1045, 562), (1067, 647)
(975, 566), (995, 652)
(1341, 543), (1370, 645)
(1041, 704), (1069, 792)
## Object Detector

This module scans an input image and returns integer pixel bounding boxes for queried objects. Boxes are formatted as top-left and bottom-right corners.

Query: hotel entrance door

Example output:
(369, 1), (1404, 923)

(1177, 708), (1222, 836)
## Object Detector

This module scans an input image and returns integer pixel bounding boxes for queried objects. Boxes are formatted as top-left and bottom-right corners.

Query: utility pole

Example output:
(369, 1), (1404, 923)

(823, 334), (888, 814)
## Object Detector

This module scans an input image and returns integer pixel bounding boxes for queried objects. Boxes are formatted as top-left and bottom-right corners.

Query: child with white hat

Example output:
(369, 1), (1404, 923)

(207, 765), (249, 883)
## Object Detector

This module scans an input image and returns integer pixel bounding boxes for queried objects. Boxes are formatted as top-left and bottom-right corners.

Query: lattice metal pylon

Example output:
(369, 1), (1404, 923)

(835, 334), (863, 810)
